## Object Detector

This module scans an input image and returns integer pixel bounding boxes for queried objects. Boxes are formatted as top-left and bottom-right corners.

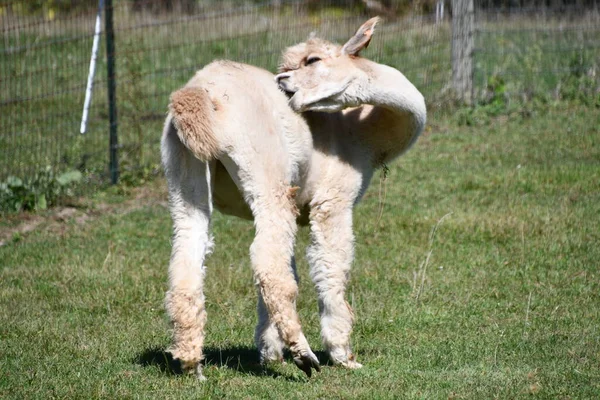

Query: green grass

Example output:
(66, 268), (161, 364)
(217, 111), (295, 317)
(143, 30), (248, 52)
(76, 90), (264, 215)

(1, 103), (599, 398)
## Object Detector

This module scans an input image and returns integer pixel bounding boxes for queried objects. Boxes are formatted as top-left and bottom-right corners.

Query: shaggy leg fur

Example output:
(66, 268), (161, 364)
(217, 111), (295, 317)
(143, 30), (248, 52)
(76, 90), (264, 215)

(162, 122), (213, 379)
(218, 154), (320, 376)
(250, 194), (319, 376)
(255, 256), (298, 364)
(308, 201), (362, 369)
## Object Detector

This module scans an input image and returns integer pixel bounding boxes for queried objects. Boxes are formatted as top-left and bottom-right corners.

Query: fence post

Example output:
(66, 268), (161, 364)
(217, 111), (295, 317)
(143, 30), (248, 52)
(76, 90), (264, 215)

(105, 0), (119, 184)
(436, 0), (445, 24)
(452, 0), (474, 104)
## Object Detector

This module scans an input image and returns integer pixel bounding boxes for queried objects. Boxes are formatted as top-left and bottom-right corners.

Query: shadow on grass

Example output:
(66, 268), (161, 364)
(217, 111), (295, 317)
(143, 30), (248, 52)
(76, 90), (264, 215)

(135, 346), (329, 381)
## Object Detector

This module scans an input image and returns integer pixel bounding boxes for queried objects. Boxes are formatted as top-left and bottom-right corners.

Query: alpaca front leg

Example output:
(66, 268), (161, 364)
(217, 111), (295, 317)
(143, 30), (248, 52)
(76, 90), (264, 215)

(250, 203), (320, 377)
(255, 256), (298, 364)
(308, 203), (362, 369)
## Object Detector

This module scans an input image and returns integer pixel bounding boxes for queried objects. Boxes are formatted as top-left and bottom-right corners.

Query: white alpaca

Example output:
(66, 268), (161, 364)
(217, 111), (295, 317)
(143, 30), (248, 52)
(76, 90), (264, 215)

(161, 17), (426, 379)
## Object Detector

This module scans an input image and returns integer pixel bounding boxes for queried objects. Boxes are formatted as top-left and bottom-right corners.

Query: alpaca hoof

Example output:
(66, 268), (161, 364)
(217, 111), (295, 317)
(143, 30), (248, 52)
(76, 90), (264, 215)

(340, 360), (363, 369)
(179, 359), (206, 380)
(260, 355), (286, 366)
(328, 347), (362, 369)
(293, 350), (321, 377)
(192, 363), (207, 381)
(257, 340), (285, 366)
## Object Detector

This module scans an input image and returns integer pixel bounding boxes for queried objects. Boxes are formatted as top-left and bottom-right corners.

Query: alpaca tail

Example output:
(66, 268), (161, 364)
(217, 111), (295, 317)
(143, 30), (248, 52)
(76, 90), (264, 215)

(168, 86), (222, 162)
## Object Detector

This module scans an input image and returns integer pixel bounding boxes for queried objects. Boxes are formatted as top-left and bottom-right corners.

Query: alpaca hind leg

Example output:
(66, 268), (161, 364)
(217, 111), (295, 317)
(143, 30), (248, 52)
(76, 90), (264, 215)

(162, 126), (213, 379)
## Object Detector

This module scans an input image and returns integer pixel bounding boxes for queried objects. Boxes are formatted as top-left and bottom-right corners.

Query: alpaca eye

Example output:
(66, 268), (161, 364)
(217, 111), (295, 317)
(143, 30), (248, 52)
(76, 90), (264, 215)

(306, 57), (321, 65)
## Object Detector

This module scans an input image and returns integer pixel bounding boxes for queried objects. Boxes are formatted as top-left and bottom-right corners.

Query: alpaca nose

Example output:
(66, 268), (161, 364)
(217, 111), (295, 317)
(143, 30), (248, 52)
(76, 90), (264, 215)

(275, 72), (296, 95)
(275, 72), (291, 84)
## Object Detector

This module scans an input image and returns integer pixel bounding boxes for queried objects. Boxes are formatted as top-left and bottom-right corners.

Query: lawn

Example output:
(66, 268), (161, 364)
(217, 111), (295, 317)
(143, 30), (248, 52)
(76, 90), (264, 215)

(1, 102), (599, 398)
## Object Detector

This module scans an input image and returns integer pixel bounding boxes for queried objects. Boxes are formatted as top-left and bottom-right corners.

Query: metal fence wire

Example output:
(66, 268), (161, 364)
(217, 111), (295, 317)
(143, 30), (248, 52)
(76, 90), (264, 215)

(1, 0), (599, 208)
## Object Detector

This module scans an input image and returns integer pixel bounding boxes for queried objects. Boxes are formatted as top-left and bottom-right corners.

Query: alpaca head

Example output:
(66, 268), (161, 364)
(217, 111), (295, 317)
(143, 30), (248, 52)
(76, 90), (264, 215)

(276, 17), (380, 113)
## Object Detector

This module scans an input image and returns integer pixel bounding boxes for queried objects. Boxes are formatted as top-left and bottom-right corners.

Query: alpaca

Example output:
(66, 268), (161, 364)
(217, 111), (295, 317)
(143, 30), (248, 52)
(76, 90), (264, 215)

(161, 17), (426, 379)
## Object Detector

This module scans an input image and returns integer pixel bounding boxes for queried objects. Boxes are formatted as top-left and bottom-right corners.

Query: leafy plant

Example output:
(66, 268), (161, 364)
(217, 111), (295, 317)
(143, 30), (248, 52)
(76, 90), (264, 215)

(118, 162), (162, 189)
(558, 52), (600, 107)
(482, 74), (508, 113)
(0, 168), (82, 213)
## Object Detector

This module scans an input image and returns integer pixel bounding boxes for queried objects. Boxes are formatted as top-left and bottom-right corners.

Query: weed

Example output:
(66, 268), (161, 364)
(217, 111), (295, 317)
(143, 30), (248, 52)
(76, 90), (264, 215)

(0, 167), (82, 212)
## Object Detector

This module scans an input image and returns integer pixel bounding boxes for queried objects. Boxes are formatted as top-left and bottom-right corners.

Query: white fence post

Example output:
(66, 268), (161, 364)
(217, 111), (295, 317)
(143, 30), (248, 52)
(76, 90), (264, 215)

(436, 0), (445, 24)
(452, 0), (474, 104)
(80, 0), (104, 134)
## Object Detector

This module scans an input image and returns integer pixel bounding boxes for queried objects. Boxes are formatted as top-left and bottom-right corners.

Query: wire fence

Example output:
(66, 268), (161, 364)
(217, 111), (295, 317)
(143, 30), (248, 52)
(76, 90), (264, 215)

(1, 0), (599, 211)
(474, 6), (600, 103)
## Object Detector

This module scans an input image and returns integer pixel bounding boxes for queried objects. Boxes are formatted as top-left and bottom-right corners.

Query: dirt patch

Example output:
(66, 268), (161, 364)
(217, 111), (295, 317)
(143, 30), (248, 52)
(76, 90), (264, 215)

(0, 180), (168, 247)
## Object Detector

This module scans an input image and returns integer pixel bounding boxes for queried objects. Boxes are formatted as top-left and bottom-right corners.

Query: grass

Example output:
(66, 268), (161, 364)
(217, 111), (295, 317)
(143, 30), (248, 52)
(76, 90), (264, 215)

(1, 102), (599, 398)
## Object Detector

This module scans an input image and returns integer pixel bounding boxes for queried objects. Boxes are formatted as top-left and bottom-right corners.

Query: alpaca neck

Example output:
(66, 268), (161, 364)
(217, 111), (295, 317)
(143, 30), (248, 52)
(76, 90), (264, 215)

(360, 60), (426, 130)
(347, 59), (427, 164)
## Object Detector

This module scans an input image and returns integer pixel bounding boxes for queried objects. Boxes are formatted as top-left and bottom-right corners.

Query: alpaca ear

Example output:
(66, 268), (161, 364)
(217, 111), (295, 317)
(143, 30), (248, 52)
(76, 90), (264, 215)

(342, 16), (380, 56)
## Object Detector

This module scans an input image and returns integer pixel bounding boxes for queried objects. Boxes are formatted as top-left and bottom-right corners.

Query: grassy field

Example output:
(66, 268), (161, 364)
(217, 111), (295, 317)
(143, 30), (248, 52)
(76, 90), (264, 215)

(1, 101), (599, 398)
